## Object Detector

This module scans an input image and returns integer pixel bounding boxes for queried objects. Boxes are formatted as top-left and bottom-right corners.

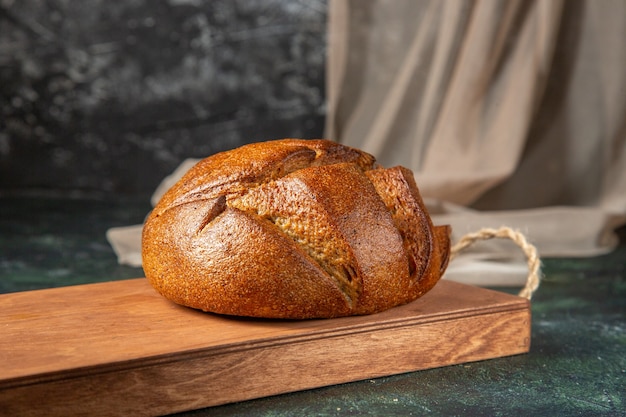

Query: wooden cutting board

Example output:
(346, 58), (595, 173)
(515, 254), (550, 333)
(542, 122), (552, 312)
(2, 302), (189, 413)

(0, 278), (530, 417)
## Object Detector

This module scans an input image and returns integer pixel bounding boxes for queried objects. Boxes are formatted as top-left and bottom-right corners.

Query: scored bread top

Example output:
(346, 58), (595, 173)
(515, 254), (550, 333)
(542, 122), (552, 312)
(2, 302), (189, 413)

(142, 139), (450, 319)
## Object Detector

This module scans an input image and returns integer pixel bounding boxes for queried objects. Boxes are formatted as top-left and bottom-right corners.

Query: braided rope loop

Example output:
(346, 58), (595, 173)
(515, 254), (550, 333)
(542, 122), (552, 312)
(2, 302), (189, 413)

(450, 227), (541, 300)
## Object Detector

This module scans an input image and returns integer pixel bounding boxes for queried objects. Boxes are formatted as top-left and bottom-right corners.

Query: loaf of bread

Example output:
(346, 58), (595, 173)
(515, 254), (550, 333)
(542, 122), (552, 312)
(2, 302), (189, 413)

(142, 139), (450, 319)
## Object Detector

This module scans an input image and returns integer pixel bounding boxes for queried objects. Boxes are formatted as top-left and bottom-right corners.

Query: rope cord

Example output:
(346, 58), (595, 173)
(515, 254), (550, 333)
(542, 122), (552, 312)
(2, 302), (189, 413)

(450, 227), (541, 300)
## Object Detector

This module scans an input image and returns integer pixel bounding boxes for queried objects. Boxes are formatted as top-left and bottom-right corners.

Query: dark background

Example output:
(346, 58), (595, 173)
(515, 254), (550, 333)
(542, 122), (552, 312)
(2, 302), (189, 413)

(0, 0), (328, 197)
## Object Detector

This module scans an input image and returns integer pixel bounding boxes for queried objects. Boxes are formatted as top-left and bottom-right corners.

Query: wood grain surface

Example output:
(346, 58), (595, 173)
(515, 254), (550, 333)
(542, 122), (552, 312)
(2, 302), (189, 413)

(0, 278), (530, 416)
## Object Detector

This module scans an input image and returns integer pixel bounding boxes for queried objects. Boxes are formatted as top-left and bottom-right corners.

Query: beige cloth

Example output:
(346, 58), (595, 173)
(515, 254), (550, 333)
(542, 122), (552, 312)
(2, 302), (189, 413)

(108, 0), (625, 288)
(325, 0), (626, 270)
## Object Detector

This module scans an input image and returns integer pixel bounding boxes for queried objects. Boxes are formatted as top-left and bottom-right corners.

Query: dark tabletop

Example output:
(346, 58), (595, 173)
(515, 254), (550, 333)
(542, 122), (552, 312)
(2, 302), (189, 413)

(1, 196), (624, 416)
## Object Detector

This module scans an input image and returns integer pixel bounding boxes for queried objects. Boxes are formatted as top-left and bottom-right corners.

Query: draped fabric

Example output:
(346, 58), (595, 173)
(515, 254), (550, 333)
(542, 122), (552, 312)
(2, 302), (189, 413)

(109, 0), (625, 287)
(324, 0), (626, 283)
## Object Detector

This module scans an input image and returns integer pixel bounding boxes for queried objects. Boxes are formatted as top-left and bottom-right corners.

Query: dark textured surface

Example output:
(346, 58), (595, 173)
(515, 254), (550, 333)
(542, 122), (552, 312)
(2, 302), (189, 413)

(0, 196), (148, 292)
(0, 196), (624, 416)
(0, 0), (327, 195)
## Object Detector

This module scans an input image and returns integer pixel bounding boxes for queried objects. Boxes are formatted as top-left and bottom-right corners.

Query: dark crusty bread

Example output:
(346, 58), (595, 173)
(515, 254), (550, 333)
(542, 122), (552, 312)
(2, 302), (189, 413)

(142, 139), (450, 319)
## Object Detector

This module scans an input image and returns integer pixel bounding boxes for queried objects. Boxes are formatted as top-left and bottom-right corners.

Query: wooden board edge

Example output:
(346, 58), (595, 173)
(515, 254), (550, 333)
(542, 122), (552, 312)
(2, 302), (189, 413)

(0, 306), (531, 417)
(0, 293), (529, 391)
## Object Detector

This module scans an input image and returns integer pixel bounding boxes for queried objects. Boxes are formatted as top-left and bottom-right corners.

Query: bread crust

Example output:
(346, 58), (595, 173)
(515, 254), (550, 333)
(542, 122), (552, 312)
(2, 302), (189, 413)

(142, 139), (450, 318)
